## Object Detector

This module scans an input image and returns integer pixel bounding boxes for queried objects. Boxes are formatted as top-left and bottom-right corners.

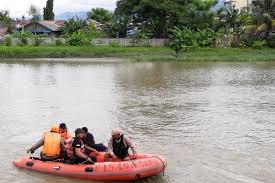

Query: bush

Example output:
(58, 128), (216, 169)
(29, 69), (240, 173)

(4, 36), (12, 46)
(241, 36), (261, 47)
(267, 36), (275, 48)
(13, 31), (33, 39)
(17, 42), (24, 47)
(68, 32), (89, 46)
(34, 36), (41, 46)
(55, 39), (63, 46)
(63, 18), (87, 35)
(109, 41), (120, 47)
(13, 32), (33, 46)
(194, 29), (213, 47)
(78, 23), (103, 40)
(19, 37), (28, 46)
(252, 40), (267, 49)
(169, 27), (196, 57)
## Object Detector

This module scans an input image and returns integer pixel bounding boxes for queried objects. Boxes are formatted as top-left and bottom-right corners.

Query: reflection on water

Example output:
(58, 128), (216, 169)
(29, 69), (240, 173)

(0, 61), (275, 183)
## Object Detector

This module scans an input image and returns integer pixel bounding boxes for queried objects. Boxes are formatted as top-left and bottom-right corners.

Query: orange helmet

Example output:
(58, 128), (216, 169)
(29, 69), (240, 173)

(50, 125), (60, 133)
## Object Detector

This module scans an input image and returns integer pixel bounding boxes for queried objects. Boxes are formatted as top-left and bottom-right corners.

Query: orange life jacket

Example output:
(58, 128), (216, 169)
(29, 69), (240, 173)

(65, 138), (86, 159)
(60, 130), (72, 140)
(65, 138), (74, 159)
(42, 132), (61, 157)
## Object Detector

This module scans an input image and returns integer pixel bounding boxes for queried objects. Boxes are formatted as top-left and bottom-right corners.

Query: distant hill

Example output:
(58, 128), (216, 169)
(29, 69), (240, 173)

(55, 12), (88, 20)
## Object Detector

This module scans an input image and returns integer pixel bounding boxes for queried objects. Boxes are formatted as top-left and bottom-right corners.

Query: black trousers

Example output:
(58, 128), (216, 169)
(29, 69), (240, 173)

(73, 156), (97, 164)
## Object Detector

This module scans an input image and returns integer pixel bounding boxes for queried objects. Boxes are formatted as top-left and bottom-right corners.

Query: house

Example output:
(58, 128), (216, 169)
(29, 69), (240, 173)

(0, 27), (8, 39)
(222, 0), (252, 10)
(0, 21), (9, 39)
(17, 20), (65, 37)
(234, 0), (251, 10)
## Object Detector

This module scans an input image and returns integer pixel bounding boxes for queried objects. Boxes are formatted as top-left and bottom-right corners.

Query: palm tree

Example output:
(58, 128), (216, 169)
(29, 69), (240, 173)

(251, 0), (275, 37)
(0, 10), (14, 34)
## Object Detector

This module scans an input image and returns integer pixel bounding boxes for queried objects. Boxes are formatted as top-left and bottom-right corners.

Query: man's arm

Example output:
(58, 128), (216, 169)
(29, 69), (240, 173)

(124, 136), (137, 154)
(75, 148), (89, 159)
(27, 138), (44, 153)
(85, 145), (98, 154)
(60, 139), (66, 152)
(67, 132), (72, 139)
(107, 138), (115, 157)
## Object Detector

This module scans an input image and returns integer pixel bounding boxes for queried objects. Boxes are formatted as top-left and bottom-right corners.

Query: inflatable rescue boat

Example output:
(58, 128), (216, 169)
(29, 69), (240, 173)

(13, 153), (167, 181)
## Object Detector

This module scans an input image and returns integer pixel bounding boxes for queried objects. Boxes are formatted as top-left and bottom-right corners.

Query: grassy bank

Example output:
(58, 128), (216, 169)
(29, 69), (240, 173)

(0, 46), (275, 61)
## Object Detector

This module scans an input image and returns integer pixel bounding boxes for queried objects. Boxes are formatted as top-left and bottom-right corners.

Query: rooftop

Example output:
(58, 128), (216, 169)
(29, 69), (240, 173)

(18, 20), (65, 31)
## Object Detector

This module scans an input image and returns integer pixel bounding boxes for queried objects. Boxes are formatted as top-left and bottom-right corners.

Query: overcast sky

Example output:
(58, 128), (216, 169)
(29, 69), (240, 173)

(0, 0), (117, 18)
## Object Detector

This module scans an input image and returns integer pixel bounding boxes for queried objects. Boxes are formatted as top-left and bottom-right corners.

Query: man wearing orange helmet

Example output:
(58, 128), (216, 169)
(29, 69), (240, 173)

(27, 125), (66, 161)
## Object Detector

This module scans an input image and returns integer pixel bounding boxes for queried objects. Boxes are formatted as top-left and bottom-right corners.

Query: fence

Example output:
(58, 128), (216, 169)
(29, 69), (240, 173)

(2, 38), (169, 47)
(10, 38), (66, 46)
(91, 38), (169, 47)
(1, 37), (245, 47)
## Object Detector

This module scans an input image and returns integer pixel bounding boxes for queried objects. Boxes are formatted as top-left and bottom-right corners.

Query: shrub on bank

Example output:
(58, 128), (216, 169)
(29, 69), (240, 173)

(108, 41), (120, 47)
(252, 40), (267, 49)
(34, 36), (42, 46)
(68, 32), (89, 46)
(169, 27), (195, 57)
(55, 39), (63, 46)
(4, 36), (12, 46)
(267, 36), (275, 48)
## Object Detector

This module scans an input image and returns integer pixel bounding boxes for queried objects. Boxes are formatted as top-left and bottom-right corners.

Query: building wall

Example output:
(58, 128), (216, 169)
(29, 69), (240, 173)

(7, 38), (169, 47)
(23, 23), (51, 33)
(91, 38), (169, 47)
(234, 0), (251, 10)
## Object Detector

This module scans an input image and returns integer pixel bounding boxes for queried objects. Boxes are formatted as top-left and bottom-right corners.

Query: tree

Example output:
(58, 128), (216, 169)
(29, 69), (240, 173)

(169, 27), (196, 57)
(28, 5), (41, 22)
(43, 0), (54, 20)
(214, 1), (248, 35)
(79, 22), (103, 39)
(63, 17), (87, 35)
(250, 0), (275, 37)
(0, 10), (9, 20)
(115, 0), (218, 38)
(0, 10), (13, 34)
(87, 8), (112, 24)
(87, 8), (114, 37)
(107, 15), (129, 37)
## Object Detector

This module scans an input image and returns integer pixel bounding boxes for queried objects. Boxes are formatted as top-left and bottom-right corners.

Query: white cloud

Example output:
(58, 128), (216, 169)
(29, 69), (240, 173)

(0, 0), (117, 18)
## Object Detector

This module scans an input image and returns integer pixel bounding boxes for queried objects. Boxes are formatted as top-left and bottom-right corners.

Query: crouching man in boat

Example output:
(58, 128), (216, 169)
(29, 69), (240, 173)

(82, 127), (109, 162)
(108, 129), (137, 161)
(82, 127), (107, 152)
(27, 125), (66, 161)
(68, 128), (97, 164)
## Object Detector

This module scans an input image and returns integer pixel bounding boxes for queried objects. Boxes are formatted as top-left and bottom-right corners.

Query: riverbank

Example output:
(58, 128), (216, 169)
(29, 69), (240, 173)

(0, 46), (275, 61)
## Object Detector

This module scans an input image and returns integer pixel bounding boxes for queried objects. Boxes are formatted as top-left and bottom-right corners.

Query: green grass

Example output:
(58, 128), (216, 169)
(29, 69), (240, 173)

(0, 46), (275, 62)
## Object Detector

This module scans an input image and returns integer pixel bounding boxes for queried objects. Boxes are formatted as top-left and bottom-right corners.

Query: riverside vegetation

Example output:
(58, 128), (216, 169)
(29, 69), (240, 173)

(0, 0), (275, 61)
(0, 46), (275, 62)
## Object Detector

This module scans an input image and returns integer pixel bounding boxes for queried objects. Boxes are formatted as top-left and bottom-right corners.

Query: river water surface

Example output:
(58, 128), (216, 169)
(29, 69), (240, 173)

(0, 60), (275, 183)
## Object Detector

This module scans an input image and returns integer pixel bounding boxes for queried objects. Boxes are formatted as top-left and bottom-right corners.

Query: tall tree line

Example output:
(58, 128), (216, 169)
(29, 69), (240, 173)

(43, 0), (54, 20)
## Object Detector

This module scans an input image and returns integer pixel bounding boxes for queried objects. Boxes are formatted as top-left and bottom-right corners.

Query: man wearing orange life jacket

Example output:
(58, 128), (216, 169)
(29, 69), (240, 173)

(59, 123), (72, 141)
(27, 125), (66, 161)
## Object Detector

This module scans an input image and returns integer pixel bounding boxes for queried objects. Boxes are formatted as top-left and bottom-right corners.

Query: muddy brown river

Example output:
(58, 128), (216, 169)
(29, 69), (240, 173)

(0, 59), (275, 183)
